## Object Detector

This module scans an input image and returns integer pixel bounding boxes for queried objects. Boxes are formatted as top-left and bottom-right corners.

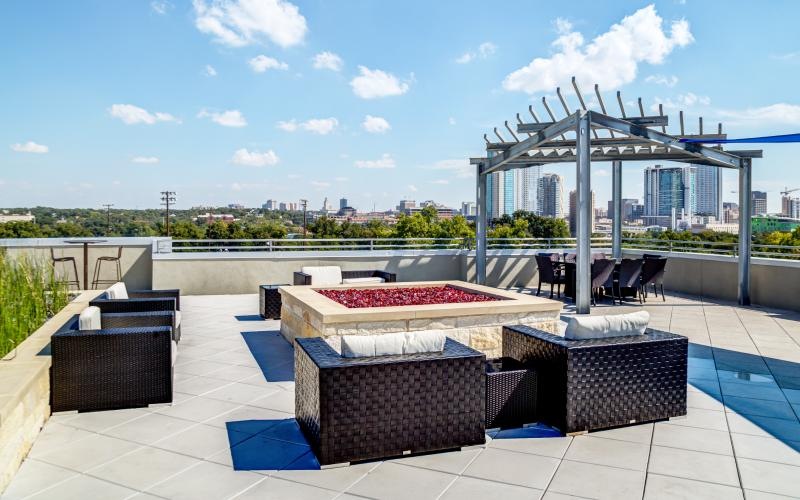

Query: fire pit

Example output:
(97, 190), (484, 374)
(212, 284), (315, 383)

(279, 281), (561, 357)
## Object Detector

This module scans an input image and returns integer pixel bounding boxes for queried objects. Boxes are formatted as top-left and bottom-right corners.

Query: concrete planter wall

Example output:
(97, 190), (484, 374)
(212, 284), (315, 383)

(0, 291), (99, 493)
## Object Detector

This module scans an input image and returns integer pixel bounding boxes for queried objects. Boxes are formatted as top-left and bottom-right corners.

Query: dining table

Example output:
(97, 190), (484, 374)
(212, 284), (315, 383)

(63, 239), (107, 290)
(561, 260), (639, 302)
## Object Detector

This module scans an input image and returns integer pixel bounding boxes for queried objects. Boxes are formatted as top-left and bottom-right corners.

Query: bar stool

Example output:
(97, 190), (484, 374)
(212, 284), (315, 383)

(50, 247), (80, 289)
(91, 247), (123, 289)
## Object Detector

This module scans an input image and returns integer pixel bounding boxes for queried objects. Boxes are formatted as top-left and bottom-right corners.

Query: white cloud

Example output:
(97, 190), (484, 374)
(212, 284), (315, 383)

(503, 5), (693, 94)
(553, 17), (573, 35)
(204, 64), (217, 76)
(448, 117), (456, 125)
(645, 74), (678, 87)
(715, 103), (800, 126)
(426, 159), (474, 179)
(334, 176), (348, 182)
(355, 153), (395, 169)
(10, 141), (48, 153)
(362, 115), (391, 134)
(594, 168), (610, 177)
(193, 0), (307, 48)
(131, 156), (159, 164)
(408, 184), (418, 192)
(151, 1), (172, 15)
(230, 148), (280, 167)
(430, 179), (449, 185)
(651, 92), (711, 111)
(287, 173), (301, 179)
(312, 51), (343, 71)
(248, 54), (288, 72)
(198, 109), (247, 127)
(277, 117), (338, 135)
(350, 66), (409, 99)
(109, 104), (180, 125)
(456, 41), (497, 64)
(311, 180), (330, 189)
(770, 51), (800, 61)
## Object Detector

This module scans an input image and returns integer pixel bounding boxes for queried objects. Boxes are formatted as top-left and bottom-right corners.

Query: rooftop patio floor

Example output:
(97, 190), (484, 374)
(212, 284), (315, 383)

(4, 290), (800, 499)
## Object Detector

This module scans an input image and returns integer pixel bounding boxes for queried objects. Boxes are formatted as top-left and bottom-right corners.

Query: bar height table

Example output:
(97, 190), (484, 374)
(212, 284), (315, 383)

(63, 239), (107, 290)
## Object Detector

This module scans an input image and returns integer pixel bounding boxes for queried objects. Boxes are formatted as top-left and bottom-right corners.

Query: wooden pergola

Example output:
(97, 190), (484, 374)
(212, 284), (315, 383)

(471, 78), (762, 313)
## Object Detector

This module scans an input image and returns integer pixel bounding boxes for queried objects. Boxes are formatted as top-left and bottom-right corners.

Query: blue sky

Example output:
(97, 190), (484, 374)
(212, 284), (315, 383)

(1, 0), (799, 212)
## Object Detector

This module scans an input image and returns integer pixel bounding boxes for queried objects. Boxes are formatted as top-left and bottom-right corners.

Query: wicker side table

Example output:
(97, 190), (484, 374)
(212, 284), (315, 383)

(485, 357), (538, 429)
(260, 284), (288, 319)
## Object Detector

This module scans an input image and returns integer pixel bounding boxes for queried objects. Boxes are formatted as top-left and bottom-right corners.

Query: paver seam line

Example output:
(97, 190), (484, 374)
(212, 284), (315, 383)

(640, 418), (656, 500)
(18, 465), (151, 500)
(704, 302), (746, 495)
(432, 442), (486, 500)
(540, 430), (574, 497)
(9, 458), (83, 500)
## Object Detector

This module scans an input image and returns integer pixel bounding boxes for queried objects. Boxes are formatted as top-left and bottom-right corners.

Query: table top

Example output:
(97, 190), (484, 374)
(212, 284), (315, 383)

(63, 239), (108, 244)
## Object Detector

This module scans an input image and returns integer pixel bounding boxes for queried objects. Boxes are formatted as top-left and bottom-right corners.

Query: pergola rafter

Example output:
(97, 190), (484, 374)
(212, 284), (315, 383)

(474, 78), (761, 314)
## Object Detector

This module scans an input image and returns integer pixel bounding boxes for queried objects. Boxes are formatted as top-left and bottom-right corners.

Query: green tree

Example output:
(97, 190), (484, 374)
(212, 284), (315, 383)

(170, 220), (206, 239)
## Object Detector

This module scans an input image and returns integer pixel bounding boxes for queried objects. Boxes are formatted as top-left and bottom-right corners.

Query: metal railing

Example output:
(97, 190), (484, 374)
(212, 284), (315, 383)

(165, 237), (800, 260)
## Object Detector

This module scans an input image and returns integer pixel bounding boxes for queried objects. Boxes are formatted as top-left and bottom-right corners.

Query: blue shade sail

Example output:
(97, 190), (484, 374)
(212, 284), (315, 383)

(679, 133), (800, 144)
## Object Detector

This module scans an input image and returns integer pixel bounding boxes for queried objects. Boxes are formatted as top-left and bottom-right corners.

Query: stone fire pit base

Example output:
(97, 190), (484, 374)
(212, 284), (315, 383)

(279, 281), (562, 358)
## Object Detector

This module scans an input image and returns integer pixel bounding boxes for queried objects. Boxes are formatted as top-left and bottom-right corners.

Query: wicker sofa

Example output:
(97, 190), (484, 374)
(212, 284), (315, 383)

(90, 283), (181, 341)
(293, 266), (396, 286)
(294, 336), (485, 466)
(50, 312), (175, 413)
(503, 325), (687, 434)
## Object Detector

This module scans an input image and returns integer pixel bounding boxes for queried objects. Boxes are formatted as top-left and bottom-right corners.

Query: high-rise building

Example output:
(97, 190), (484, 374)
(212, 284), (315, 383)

(751, 191), (768, 216)
(537, 173), (564, 218)
(723, 202), (739, 223)
(461, 202), (476, 217)
(397, 199), (416, 211)
(339, 198), (348, 210)
(568, 190), (595, 236)
(606, 198), (641, 221)
(643, 165), (696, 227)
(694, 165), (722, 219)
(262, 200), (277, 210)
(514, 165), (542, 213)
(789, 199), (800, 219)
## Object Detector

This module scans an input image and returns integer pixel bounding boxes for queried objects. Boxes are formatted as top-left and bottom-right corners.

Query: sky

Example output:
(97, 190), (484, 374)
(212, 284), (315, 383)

(1, 0), (799, 212)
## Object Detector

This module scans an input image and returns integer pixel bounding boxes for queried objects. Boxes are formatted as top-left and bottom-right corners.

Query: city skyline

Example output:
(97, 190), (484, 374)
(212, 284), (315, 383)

(2, 2), (800, 212)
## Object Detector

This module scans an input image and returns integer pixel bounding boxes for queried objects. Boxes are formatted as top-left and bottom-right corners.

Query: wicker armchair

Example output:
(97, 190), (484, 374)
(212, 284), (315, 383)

(503, 325), (687, 434)
(293, 269), (397, 286)
(294, 337), (486, 466)
(50, 313), (174, 412)
(90, 288), (181, 341)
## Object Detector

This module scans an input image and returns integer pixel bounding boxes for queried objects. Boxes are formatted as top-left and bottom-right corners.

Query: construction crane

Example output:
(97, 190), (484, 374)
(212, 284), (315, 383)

(781, 187), (800, 196)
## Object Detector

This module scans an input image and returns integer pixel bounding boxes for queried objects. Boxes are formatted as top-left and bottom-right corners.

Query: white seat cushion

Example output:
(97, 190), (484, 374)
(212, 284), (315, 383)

(341, 335), (377, 358)
(171, 340), (178, 367)
(175, 310), (181, 327)
(340, 330), (447, 358)
(78, 306), (102, 330)
(564, 311), (650, 340)
(301, 266), (343, 286)
(403, 330), (446, 354)
(341, 277), (385, 284)
(106, 282), (129, 300)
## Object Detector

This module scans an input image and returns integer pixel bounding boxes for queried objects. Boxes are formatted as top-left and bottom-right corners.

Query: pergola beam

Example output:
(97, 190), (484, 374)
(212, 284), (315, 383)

(517, 115), (668, 133)
(589, 111), (742, 169)
(483, 112), (579, 175)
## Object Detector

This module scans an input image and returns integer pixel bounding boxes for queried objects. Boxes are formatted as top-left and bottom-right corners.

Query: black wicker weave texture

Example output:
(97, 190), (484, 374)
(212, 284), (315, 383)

(503, 325), (688, 434)
(292, 270), (397, 285)
(259, 285), (283, 319)
(295, 337), (486, 465)
(485, 358), (538, 429)
(50, 322), (173, 412)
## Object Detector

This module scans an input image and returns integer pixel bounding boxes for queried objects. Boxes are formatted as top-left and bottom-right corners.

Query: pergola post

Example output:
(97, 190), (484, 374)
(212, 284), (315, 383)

(738, 158), (752, 305)
(612, 160), (622, 260)
(476, 163), (487, 285)
(575, 111), (592, 314)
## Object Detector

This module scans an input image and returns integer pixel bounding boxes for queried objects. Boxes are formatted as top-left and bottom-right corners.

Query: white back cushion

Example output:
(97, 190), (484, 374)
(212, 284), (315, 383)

(404, 330), (447, 354)
(301, 266), (342, 286)
(340, 330), (448, 358)
(341, 277), (385, 284)
(341, 335), (376, 358)
(79, 306), (102, 330)
(106, 282), (129, 300)
(565, 311), (650, 340)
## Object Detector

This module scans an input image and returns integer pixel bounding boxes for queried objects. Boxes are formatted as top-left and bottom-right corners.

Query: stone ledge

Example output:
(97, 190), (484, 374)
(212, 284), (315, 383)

(0, 290), (101, 494)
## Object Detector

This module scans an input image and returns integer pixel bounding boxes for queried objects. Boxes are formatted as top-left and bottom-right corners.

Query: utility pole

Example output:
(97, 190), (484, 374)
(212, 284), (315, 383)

(102, 203), (114, 235)
(300, 199), (308, 238)
(160, 191), (176, 236)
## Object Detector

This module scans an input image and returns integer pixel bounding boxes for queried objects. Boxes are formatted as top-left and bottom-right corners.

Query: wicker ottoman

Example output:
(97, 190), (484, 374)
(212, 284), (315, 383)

(259, 285), (287, 320)
(485, 357), (538, 429)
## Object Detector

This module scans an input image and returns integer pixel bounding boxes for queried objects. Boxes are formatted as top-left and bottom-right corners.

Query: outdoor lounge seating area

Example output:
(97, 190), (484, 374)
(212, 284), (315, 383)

(5, 288), (799, 499)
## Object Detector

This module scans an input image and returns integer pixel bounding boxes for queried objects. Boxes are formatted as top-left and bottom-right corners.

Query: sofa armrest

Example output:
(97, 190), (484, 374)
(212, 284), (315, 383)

(374, 270), (397, 282)
(339, 270), (397, 282)
(101, 311), (175, 330)
(90, 297), (176, 313)
(128, 289), (181, 310)
(294, 272), (312, 285)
